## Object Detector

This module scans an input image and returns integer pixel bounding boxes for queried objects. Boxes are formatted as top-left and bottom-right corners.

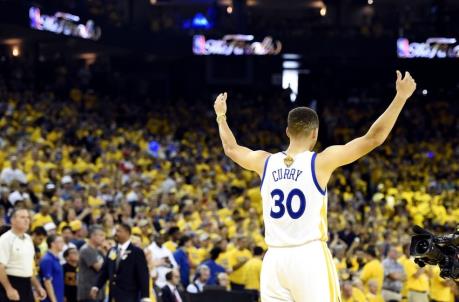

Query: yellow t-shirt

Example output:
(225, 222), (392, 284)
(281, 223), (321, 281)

(360, 259), (384, 293)
(163, 241), (177, 253)
(188, 246), (208, 267)
(32, 213), (53, 231)
(216, 251), (232, 270)
(366, 292), (385, 302)
(342, 287), (367, 302)
(243, 257), (262, 290)
(228, 248), (252, 285)
(399, 256), (429, 292)
(429, 266), (453, 302)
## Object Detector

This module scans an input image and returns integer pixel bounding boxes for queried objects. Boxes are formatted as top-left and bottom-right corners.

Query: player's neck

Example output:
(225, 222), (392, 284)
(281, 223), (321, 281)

(286, 140), (313, 156)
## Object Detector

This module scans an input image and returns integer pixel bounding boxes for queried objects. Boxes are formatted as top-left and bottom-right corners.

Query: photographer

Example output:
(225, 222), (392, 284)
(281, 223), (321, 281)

(429, 266), (456, 302)
(399, 244), (429, 302)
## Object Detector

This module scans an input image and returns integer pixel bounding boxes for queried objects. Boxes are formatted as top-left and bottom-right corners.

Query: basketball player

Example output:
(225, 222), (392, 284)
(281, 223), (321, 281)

(214, 71), (416, 302)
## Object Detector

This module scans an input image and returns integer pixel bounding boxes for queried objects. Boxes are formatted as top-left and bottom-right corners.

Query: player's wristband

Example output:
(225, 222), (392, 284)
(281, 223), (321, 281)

(216, 114), (226, 123)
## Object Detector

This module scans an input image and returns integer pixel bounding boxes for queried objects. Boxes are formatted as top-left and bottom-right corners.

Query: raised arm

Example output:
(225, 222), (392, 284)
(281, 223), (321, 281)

(214, 92), (270, 177)
(316, 71), (417, 187)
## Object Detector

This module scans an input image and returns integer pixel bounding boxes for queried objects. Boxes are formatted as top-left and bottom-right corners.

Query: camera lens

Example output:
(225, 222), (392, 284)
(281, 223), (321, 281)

(415, 239), (430, 254)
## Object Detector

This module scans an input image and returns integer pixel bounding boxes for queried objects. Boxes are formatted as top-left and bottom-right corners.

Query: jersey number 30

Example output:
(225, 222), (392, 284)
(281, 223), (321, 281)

(270, 188), (306, 219)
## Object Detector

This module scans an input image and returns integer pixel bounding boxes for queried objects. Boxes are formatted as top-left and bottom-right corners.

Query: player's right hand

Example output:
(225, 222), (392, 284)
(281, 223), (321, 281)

(214, 92), (228, 116)
(396, 70), (417, 99)
(6, 287), (20, 301)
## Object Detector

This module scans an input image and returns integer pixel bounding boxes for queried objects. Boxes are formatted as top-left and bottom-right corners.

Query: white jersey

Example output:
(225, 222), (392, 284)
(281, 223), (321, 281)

(260, 151), (328, 247)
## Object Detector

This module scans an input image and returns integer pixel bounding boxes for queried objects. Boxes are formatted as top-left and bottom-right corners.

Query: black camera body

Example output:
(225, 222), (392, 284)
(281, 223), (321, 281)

(409, 225), (459, 279)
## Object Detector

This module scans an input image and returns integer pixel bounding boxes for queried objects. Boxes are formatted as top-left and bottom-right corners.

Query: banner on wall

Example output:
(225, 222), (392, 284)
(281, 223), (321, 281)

(29, 6), (102, 41)
(193, 34), (282, 55)
(397, 37), (459, 59)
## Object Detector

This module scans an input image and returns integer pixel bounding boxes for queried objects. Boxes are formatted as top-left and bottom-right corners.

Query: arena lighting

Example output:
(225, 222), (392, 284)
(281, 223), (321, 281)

(29, 6), (102, 41)
(12, 45), (20, 57)
(227, 6), (233, 14)
(422, 89), (428, 96)
(282, 61), (300, 69)
(320, 6), (327, 17)
(282, 53), (301, 60)
(397, 37), (459, 58)
(79, 53), (97, 65)
(368, 0), (374, 5)
(192, 13), (210, 28)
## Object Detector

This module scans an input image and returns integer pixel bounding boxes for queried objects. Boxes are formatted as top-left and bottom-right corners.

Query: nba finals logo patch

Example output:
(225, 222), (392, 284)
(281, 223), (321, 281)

(284, 155), (294, 167)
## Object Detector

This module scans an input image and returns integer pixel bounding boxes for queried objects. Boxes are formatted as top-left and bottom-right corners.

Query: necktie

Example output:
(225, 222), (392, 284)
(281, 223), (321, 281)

(173, 288), (180, 302)
(115, 246), (121, 271)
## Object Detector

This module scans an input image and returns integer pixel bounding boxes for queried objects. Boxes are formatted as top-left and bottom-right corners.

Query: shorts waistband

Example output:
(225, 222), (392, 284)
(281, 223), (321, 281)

(7, 275), (32, 280)
(268, 239), (324, 248)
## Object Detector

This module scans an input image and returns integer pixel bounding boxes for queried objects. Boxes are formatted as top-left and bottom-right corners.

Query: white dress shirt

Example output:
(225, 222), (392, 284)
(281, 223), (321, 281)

(148, 242), (177, 287)
(186, 279), (206, 293)
(166, 282), (183, 302)
(118, 240), (131, 258)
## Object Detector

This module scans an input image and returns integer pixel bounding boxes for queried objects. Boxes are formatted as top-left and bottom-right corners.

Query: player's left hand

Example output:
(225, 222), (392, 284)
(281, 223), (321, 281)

(396, 70), (416, 99)
(214, 92), (227, 116)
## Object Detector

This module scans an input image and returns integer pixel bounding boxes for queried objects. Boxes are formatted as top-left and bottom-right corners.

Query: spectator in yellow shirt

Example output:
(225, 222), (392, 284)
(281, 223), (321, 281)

(360, 246), (384, 294)
(31, 226), (48, 260)
(341, 280), (367, 302)
(366, 279), (385, 302)
(244, 246), (263, 300)
(32, 201), (53, 231)
(228, 235), (252, 290)
(399, 245), (429, 302)
(163, 226), (180, 252)
(429, 266), (455, 302)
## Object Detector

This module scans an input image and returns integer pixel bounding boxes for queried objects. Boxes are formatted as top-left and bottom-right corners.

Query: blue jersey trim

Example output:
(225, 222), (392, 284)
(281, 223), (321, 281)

(260, 155), (271, 190)
(311, 152), (326, 195)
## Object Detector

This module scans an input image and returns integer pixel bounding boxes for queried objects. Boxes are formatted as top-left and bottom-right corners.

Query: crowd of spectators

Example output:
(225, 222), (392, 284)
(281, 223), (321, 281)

(0, 56), (458, 302)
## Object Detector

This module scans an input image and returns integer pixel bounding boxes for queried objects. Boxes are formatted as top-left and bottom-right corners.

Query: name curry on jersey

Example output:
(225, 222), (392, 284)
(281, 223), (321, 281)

(272, 168), (303, 182)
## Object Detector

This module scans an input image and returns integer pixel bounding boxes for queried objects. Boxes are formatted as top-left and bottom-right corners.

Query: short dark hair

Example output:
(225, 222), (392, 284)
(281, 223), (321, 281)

(61, 226), (72, 232)
(366, 245), (378, 258)
(63, 247), (77, 259)
(46, 234), (58, 247)
(32, 226), (47, 236)
(253, 246), (264, 256)
(210, 247), (222, 260)
(88, 225), (104, 237)
(178, 235), (190, 247)
(10, 208), (29, 220)
(118, 223), (131, 234)
(287, 107), (319, 137)
(168, 226), (180, 236)
(165, 270), (173, 281)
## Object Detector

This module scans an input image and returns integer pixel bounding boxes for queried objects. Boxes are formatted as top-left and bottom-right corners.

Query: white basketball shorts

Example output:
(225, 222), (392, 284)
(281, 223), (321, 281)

(260, 240), (341, 302)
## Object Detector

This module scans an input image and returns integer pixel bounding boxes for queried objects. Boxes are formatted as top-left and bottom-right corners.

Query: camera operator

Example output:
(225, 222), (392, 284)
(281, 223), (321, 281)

(428, 265), (456, 302)
(399, 244), (429, 302)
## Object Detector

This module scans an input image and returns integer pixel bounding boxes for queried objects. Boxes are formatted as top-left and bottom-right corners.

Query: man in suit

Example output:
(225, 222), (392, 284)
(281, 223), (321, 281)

(90, 223), (150, 302)
(161, 269), (184, 302)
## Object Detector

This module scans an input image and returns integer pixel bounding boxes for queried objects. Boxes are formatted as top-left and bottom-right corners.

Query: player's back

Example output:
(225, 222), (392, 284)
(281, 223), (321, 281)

(260, 151), (328, 247)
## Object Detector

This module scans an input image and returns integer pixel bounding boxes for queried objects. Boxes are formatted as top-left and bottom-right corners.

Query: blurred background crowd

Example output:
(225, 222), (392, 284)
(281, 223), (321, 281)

(0, 0), (459, 301)
(0, 57), (457, 301)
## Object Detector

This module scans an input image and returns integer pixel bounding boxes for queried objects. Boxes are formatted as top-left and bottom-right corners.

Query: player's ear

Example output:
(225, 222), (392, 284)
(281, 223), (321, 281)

(286, 127), (290, 139)
(311, 128), (318, 139)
